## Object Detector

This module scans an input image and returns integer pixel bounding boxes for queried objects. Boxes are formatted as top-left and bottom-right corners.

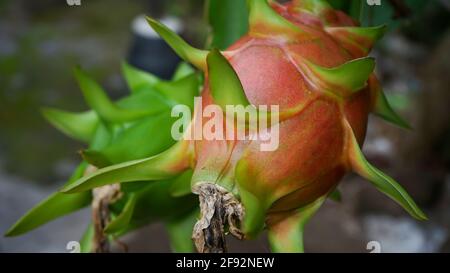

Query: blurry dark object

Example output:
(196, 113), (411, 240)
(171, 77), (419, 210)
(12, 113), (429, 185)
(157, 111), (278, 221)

(147, 0), (165, 18)
(388, 0), (411, 19)
(401, 1), (450, 46)
(127, 15), (181, 80)
(439, 0), (450, 10)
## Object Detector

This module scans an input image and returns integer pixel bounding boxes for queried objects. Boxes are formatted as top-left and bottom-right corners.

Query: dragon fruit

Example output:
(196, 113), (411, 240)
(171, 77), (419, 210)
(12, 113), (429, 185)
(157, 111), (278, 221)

(7, 0), (426, 253)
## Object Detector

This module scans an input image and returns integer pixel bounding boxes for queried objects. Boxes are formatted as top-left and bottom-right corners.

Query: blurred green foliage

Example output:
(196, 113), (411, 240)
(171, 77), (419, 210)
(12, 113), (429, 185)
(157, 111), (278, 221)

(0, 0), (146, 182)
(207, 0), (249, 49)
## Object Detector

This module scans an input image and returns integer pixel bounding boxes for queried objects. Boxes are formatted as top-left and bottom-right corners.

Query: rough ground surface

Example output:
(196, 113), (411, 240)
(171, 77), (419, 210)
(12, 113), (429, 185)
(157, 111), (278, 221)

(0, 170), (89, 252)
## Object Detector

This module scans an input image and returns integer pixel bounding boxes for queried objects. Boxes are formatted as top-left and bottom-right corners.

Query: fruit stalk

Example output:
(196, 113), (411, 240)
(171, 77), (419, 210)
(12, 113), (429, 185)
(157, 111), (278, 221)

(89, 163), (122, 253)
(192, 183), (244, 253)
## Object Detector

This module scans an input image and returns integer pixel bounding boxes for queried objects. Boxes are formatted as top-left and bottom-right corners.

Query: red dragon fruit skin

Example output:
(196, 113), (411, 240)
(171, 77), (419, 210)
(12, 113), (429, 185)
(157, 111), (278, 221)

(61, 0), (426, 253)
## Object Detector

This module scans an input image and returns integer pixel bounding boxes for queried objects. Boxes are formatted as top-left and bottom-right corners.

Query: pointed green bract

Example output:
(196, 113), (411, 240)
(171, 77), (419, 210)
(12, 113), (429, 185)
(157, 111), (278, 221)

(292, 0), (331, 14)
(303, 57), (375, 96)
(326, 25), (387, 45)
(235, 160), (270, 238)
(74, 67), (157, 123)
(122, 62), (159, 93)
(104, 194), (137, 234)
(60, 158), (167, 193)
(121, 181), (152, 193)
(91, 114), (177, 165)
(207, 49), (250, 109)
(41, 108), (98, 143)
(325, 25), (387, 56)
(60, 141), (192, 193)
(120, 71), (200, 112)
(372, 84), (411, 129)
(268, 196), (325, 253)
(116, 88), (172, 114)
(146, 17), (208, 71)
(5, 163), (91, 237)
(155, 73), (200, 111)
(79, 224), (94, 253)
(347, 124), (427, 220)
(247, 0), (306, 38)
(5, 192), (92, 237)
(81, 149), (112, 168)
(239, 186), (270, 238)
(172, 62), (195, 81)
(89, 122), (113, 151)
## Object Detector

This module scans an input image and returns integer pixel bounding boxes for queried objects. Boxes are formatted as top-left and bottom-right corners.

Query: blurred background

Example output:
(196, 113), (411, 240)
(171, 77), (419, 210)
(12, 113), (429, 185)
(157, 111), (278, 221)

(0, 0), (449, 252)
